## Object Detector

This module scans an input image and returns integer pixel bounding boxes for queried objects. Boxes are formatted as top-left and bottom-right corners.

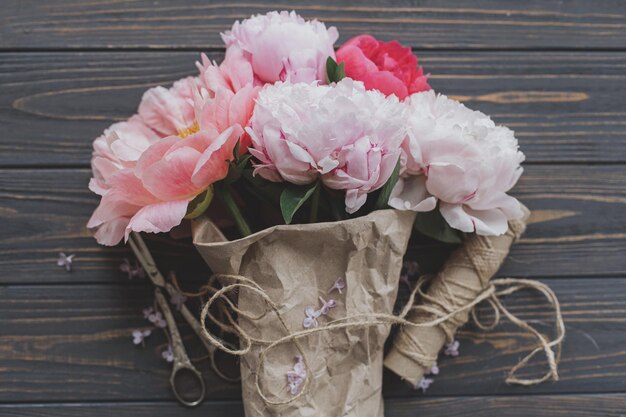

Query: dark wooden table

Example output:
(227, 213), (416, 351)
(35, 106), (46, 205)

(1, 1), (626, 416)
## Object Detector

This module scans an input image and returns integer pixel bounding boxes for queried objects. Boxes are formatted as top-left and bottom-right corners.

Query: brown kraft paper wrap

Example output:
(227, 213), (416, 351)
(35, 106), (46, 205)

(384, 205), (531, 386)
(192, 209), (416, 417)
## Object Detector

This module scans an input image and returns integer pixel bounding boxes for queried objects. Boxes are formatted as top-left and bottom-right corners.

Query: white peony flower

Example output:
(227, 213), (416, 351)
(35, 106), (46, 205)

(389, 90), (525, 235)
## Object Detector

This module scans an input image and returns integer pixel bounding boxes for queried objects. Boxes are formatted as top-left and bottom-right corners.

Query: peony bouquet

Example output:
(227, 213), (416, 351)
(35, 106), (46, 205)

(87, 10), (562, 417)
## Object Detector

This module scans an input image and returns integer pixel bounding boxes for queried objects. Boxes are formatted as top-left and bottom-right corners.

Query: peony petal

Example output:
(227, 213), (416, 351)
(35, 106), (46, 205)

(191, 125), (242, 187)
(439, 203), (475, 233)
(389, 176), (438, 212)
(142, 147), (202, 201)
(125, 199), (191, 239)
(93, 217), (131, 246)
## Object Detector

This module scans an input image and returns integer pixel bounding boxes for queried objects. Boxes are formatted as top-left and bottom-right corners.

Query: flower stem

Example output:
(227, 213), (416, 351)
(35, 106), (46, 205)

(309, 184), (321, 223)
(218, 185), (252, 237)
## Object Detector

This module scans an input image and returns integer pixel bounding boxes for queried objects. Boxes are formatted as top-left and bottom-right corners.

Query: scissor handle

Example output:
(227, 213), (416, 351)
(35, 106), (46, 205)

(170, 359), (206, 407)
(154, 288), (206, 407)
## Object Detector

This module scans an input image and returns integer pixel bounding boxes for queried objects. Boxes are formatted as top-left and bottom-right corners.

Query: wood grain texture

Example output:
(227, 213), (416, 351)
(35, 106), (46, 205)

(1, 0), (626, 50)
(2, 394), (626, 416)
(1, 278), (625, 402)
(1, 166), (625, 284)
(2, 51), (626, 166)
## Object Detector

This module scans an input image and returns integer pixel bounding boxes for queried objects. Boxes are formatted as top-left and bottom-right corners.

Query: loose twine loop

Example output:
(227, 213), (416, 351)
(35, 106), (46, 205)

(198, 271), (565, 406)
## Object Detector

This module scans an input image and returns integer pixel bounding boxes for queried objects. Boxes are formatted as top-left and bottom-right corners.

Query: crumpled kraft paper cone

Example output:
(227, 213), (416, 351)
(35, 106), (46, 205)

(192, 209), (416, 417)
(384, 205), (531, 386)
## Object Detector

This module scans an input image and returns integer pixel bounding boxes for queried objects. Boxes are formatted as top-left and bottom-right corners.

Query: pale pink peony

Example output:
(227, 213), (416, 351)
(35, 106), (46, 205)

(88, 125), (243, 245)
(247, 78), (406, 214)
(222, 11), (338, 84)
(389, 91), (525, 235)
(89, 59), (256, 245)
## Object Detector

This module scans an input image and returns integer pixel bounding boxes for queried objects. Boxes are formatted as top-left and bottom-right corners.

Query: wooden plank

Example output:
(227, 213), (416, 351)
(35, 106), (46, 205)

(1, 0), (626, 50)
(2, 395), (626, 416)
(1, 165), (625, 285)
(2, 51), (625, 167)
(0, 278), (625, 402)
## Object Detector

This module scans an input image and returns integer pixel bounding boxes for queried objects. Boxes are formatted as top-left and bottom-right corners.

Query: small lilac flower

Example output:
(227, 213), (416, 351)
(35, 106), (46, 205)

(415, 377), (434, 393)
(318, 296), (337, 315)
(142, 307), (155, 320)
(148, 311), (167, 328)
(120, 258), (145, 279)
(286, 355), (306, 395)
(170, 291), (187, 311)
(399, 273), (412, 290)
(444, 340), (460, 357)
(327, 278), (345, 294)
(426, 362), (439, 376)
(57, 252), (75, 272)
(162, 344), (174, 363)
(132, 329), (151, 346)
(303, 306), (320, 329)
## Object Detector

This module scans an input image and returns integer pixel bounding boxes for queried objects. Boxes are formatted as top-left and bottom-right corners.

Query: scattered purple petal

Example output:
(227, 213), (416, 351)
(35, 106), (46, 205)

(415, 377), (434, 393)
(120, 258), (145, 279)
(286, 355), (306, 395)
(327, 278), (345, 294)
(426, 362), (439, 376)
(132, 329), (151, 346)
(142, 307), (155, 320)
(162, 344), (174, 363)
(57, 252), (75, 272)
(303, 306), (320, 329)
(318, 296), (336, 315)
(148, 311), (167, 328)
(170, 291), (187, 311)
(444, 340), (460, 357)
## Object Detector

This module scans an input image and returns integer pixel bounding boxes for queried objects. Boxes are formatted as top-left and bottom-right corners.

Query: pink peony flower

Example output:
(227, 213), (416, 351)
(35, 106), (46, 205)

(247, 79), (406, 213)
(89, 57), (256, 246)
(336, 34), (430, 100)
(88, 125), (243, 245)
(389, 91), (525, 236)
(222, 11), (338, 84)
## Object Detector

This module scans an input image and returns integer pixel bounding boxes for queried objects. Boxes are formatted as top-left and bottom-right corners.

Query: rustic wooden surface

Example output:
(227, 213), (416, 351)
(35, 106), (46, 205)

(1, 1), (625, 416)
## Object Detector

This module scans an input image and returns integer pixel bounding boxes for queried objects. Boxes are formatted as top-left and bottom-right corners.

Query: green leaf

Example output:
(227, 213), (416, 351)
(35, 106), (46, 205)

(223, 154), (253, 184)
(280, 183), (319, 224)
(374, 158), (402, 210)
(326, 57), (346, 83)
(184, 187), (214, 219)
(413, 209), (464, 244)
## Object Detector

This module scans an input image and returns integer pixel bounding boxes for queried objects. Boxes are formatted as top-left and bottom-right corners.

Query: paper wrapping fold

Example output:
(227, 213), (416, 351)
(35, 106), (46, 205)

(193, 209), (416, 417)
(384, 206), (531, 386)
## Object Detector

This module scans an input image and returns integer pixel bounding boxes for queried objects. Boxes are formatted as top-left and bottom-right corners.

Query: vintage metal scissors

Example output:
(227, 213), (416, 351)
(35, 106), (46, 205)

(128, 232), (238, 407)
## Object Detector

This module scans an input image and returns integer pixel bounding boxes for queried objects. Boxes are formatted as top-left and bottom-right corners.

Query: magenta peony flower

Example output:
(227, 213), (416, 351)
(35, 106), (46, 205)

(389, 91), (525, 236)
(336, 34), (430, 100)
(222, 11), (338, 84)
(247, 78), (406, 214)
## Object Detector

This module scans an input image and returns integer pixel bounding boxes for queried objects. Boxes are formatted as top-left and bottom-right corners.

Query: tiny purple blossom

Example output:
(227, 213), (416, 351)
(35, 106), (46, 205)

(444, 340), (460, 357)
(286, 355), (306, 395)
(415, 377), (434, 393)
(120, 258), (145, 279)
(170, 291), (187, 311)
(57, 252), (75, 272)
(132, 329), (151, 346)
(162, 344), (174, 363)
(318, 296), (336, 315)
(148, 311), (167, 328)
(303, 306), (320, 329)
(327, 278), (345, 294)
(403, 260), (419, 278)
(142, 307), (154, 320)
(426, 362), (439, 376)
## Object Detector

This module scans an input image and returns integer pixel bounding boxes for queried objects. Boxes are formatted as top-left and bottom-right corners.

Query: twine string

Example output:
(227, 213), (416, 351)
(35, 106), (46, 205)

(199, 273), (565, 405)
